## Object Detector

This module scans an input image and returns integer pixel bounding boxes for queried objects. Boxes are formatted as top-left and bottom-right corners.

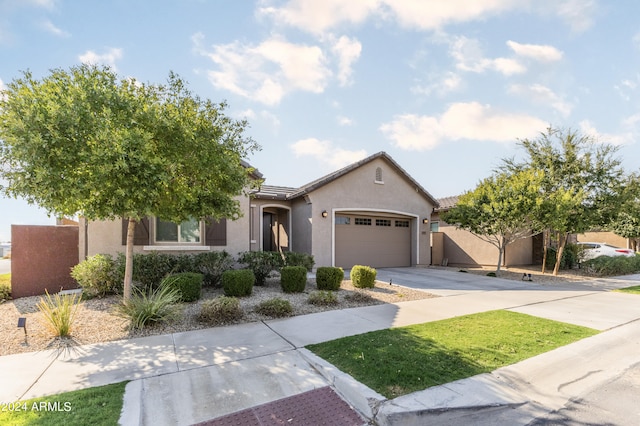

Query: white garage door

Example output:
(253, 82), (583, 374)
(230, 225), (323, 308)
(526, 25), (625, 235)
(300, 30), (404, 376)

(335, 214), (411, 269)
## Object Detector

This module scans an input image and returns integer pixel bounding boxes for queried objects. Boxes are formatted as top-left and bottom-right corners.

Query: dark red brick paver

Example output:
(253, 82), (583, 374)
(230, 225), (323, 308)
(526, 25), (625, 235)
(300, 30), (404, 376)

(194, 386), (366, 426)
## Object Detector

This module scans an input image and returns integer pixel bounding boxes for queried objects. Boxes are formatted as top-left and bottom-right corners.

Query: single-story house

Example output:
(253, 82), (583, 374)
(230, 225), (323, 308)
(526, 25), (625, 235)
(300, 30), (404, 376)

(80, 152), (439, 269)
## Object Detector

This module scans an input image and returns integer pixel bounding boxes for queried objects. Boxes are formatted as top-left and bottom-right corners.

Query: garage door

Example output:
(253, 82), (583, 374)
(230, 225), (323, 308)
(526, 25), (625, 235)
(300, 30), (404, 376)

(335, 214), (411, 269)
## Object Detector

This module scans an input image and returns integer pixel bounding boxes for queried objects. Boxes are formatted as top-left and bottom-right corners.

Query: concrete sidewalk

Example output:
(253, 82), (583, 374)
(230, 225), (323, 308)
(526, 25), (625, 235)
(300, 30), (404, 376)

(0, 270), (639, 425)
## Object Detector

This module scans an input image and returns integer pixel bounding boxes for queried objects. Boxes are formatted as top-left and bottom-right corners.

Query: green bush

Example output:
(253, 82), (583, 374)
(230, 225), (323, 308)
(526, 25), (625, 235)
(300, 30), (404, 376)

(350, 265), (377, 288)
(308, 290), (339, 306)
(71, 254), (119, 296)
(344, 291), (375, 304)
(0, 281), (10, 301)
(283, 252), (315, 272)
(545, 244), (580, 271)
(583, 254), (640, 276)
(316, 267), (344, 290)
(255, 298), (293, 318)
(193, 251), (233, 287)
(280, 266), (307, 293)
(113, 252), (176, 291)
(160, 272), (203, 302)
(199, 296), (243, 324)
(237, 251), (282, 285)
(114, 285), (181, 329)
(37, 290), (81, 337)
(222, 269), (255, 297)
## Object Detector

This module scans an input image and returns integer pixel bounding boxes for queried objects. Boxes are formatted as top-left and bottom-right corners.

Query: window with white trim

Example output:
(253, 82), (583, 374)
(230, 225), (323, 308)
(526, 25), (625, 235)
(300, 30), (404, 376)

(355, 217), (372, 226)
(335, 216), (351, 225)
(375, 167), (383, 183)
(395, 220), (410, 228)
(430, 221), (439, 232)
(376, 219), (391, 227)
(155, 218), (201, 243)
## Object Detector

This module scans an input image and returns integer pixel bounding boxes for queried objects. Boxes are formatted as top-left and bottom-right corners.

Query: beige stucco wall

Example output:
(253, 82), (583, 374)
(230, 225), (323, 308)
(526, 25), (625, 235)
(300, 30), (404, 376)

(301, 158), (434, 268)
(577, 231), (629, 248)
(80, 194), (252, 261)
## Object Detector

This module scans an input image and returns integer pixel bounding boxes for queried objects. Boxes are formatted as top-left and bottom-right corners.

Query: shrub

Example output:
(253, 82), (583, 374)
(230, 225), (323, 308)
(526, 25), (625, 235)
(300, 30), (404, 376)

(583, 254), (640, 276)
(37, 290), (81, 337)
(114, 285), (181, 330)
(308, 290), (339, 306)
(280, 266), (307, 293)
(160, 272), (203, 302)
(199, 296), (243, 325)
(222, 269), (255, 297)
(344, 291), (375, 304)
(486, 272), (497, 277)
(350, 265), (377, 289)
(193, 251), (233, 287)
(283, 252), (315, 272)
(237, 251), (282, 285)
(113, 252), (176, 291)
(255, 298), (293, 318)
(0, 276), (11, 301)
(545, 244), (580, 271)
(70, 254), (119, 296)
(316, 267), (344, 290)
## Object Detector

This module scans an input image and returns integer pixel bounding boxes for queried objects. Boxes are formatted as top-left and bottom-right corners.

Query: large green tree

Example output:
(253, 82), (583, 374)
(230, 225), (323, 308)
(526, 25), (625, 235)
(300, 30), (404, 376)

(0, 64), (259, 300)
(502, 128), (626, 275)
(608, 173), (640, 251)
(441, 168), (545, 274)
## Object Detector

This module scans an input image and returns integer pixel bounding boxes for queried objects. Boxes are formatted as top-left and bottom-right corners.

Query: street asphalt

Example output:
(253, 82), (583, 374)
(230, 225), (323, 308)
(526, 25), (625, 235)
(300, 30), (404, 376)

(1, 267), (639, 425)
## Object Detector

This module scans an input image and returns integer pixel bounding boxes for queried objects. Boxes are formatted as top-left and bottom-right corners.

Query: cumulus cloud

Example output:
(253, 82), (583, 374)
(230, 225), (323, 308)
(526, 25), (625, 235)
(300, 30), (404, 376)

(579, 120), (632, 146)
(380, 102), (547, 150)
(291, 137), (367, 168)
(509, 84), (572, 117)
(331, 35), (361, 86)
(40, 19), (69, 37)
(506, 40), (563, 62)
(78, 47), (123, 70)
(337, 115), (354, 126)
(193, 33), (332, 105)
(450, 36), (525, 76)
(555, 0), (597, 33)
(412, 72), (463, 97)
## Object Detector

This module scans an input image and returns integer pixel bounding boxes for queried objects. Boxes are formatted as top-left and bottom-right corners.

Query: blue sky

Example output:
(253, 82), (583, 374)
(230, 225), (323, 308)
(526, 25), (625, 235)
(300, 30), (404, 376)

(1, 0), (640, 242)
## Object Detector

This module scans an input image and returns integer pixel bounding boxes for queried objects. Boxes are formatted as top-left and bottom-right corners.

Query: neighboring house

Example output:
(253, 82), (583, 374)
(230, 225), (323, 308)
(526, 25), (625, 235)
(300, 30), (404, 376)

(577, 231), (636, 250)
(80, 152), (438, 269)
(431, 195), (537, 267)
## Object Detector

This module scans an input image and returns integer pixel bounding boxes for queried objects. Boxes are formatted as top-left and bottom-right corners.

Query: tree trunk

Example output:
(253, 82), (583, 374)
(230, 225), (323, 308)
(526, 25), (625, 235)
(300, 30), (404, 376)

(123, 217), (136, 302)
(496, 240), (504, 274)
(541, 230), (550, 274)
(552, 232), (569, 276)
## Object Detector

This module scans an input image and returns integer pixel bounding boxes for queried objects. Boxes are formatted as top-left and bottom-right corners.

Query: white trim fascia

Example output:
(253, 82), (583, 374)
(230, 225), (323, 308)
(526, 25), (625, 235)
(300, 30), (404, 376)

(331, 207), (421, 267)
(143, 245), (211, 251)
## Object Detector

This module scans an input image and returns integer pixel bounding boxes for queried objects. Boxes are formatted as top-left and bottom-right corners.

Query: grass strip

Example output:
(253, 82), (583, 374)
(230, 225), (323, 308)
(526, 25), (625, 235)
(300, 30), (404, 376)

(614, 285), (640, 294)
(307, 310), (598, 398)
(0, 381), (127, 426)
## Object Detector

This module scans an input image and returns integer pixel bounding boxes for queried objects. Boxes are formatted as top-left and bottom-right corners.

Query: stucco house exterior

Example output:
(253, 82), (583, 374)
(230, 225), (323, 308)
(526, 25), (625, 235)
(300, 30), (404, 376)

(80, 152), (439, 269)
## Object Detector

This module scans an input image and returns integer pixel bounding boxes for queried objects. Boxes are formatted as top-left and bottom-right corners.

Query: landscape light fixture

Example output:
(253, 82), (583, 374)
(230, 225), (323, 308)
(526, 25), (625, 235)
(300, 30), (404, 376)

(321, 210), (328, 218)
(17, 317), (27, 335)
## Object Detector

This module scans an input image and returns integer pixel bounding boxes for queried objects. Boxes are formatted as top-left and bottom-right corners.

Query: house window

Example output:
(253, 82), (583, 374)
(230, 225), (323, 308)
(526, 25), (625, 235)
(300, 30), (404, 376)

(375, 167), (383, 183)
(156, 218), (201, 243)
(355, 218), (371, 226)
(430, 221), (439, 232)
(376, 219), (391, 227)
(395, 220), (410, 228)
(335, 216), (351, 225)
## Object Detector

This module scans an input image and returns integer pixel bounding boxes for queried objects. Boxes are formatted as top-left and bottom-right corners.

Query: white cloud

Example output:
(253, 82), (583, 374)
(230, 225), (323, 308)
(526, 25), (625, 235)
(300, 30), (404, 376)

(450, 36), (525, 76)
(40, 19), (69, 37)
(634, 32), (640, 50)
(614, 75), (639, 101)
(0, 78), (6, 101)
(194, 33), (331, 105)
(506, 40), (563, 62)
(337, 115), (354, 126)
(412, 72), (463, 97)
(78, 47), (123, 70)
(331, 35), (361, 86)
(291, 137), (367, 168)
(509, 84), (572, 117)
(579, 120), (632, 146)
(380, 102), (547, 150)
(492, 57), (526, 75)
(554, 0), (597, 33)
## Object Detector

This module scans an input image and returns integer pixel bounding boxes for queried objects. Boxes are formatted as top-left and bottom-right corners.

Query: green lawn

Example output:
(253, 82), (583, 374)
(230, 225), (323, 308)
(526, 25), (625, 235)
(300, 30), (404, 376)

(0, 382), (127, 426)
(0, 273), (10, 285)
(614, 285), (640, 294)
(307, 310), (598, 398)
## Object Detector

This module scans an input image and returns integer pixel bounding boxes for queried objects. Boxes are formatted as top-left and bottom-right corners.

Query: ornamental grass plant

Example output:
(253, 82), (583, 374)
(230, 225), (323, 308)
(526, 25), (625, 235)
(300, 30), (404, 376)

(36, 290), (81, 337)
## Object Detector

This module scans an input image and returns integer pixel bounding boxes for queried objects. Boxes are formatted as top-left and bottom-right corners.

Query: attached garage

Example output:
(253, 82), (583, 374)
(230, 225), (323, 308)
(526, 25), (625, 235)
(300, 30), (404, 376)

(334, 213), (412, 268)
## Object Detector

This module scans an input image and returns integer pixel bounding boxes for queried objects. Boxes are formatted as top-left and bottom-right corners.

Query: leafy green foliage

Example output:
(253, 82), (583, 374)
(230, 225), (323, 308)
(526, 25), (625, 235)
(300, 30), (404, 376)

(237, 251), (282, 285)
(0, 274), (11, 301)
(222, 269), (255, 297)
(307, 310), (598, 398)
(37, 290), (81, 337)
(160, 272), (203, 302)
(114, 285), (181, 329)
(545, 243), (580, 271)
(316, 267), (344, 290)
(199, 296), (243, 325)
(71, 254), (120, 296)
(280, 266), (307, 293)
(193, 251), (234, 287)
(0, 64), (259, 301)
(308, 290), (339, 306)
(350, 265), (377, 288)
(282, 251), (315, 271)
(255, 298), (293, 318)
(582, 255), (640, 276)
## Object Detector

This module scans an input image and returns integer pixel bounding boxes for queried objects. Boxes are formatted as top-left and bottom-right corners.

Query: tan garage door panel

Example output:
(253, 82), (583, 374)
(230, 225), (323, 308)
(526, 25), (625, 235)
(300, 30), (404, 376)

(335, 216), (411, 268)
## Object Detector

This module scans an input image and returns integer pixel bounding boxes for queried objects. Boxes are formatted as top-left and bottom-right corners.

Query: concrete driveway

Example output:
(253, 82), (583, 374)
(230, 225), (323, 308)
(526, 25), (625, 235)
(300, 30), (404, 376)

(0, 259), (10, 274)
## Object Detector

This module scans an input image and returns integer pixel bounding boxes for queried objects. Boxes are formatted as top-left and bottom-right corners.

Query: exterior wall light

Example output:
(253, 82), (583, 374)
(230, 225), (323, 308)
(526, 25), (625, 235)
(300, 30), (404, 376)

(422, 218), (429, 224)
(321, 210), (328, 218)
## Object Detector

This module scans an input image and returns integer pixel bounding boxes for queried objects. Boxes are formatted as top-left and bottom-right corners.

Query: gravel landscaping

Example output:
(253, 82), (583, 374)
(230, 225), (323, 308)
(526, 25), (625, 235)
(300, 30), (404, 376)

(0, 277), (436, 357)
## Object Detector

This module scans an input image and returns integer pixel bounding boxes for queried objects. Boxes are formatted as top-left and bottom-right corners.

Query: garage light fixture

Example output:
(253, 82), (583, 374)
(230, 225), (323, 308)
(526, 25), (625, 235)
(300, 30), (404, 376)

(422, 218), (428, 224)
(321, 210), (328, 218)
